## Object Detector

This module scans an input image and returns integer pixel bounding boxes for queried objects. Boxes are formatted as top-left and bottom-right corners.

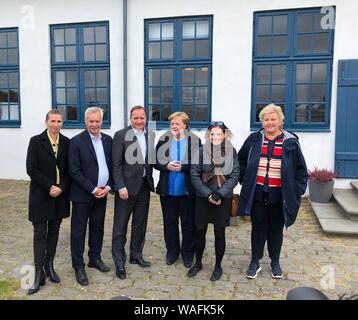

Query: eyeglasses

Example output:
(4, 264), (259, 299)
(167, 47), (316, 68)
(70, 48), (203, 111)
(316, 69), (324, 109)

(210, 121), (224, 126)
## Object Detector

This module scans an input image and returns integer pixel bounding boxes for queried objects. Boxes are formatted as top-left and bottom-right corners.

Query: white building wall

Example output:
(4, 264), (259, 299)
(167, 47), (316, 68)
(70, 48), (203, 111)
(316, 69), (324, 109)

(0, 0), (123, 179)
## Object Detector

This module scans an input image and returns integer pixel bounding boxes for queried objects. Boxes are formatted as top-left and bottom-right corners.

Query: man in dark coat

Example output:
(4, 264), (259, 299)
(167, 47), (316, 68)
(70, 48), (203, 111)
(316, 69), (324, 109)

(26, 109), (70, 294)
(68, 107), (112, 286)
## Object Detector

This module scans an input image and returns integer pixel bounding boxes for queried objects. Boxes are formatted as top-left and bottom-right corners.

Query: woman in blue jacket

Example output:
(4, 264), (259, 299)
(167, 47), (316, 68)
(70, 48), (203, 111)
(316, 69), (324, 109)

(238, 104), (308, 279)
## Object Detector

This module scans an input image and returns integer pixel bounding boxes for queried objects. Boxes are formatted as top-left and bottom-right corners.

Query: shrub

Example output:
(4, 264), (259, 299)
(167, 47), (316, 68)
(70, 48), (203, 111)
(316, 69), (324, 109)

(308, 167), (334, 183)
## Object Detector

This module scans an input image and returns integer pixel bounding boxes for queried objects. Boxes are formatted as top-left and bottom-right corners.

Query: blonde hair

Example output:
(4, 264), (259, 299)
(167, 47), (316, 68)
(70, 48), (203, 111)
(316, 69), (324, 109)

(168, 111), (190, 129)
(259, 103), (284, 128)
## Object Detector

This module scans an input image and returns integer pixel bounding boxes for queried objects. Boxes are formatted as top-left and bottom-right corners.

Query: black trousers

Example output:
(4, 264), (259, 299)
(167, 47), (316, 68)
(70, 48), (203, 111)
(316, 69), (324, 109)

(160, 195), (195, 262)
(33, 218), (62, 267)
(250, 201), (284, 262)
(112, 179), (150, 268)
(71, 197), (107, 270)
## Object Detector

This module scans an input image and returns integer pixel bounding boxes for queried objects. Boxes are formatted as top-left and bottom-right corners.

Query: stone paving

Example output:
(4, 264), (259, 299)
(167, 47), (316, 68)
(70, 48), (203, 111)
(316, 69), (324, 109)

(0, 179), (357, 300)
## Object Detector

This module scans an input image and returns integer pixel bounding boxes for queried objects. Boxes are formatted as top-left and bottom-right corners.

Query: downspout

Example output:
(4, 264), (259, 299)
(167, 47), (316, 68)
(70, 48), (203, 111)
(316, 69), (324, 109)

(123, 0), (128, 127)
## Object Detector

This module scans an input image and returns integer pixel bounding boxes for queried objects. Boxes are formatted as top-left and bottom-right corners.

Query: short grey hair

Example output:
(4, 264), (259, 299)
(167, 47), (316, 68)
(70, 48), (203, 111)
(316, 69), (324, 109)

(85, 107), (103, 120)
(259, 103), (284, 127)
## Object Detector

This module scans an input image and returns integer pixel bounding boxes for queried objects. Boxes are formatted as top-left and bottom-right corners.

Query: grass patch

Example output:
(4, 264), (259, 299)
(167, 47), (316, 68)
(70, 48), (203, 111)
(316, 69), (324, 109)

(0, 278), (23, 300)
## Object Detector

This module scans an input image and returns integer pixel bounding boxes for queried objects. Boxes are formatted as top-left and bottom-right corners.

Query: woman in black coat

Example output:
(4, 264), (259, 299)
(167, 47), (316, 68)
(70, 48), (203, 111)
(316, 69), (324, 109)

(26, 109), (70, 294)
(189, 122), (239, 281)
(238, 104), (308, 279)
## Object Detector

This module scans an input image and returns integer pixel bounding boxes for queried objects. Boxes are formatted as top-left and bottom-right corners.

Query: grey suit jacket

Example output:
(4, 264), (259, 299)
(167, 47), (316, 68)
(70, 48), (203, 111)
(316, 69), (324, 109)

(112, 125), (155, 195)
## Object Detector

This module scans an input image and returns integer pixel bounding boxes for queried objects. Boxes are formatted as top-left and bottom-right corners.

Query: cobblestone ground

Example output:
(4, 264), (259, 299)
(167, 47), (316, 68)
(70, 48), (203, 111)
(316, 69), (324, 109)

(0, 180), (357, 300)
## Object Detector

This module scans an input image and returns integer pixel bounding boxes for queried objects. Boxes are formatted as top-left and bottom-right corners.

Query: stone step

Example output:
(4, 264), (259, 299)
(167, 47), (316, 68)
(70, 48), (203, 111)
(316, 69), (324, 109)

(351, 181), (358, 191)
(310, 201), (358, 236)
(333, 189), (358, 221)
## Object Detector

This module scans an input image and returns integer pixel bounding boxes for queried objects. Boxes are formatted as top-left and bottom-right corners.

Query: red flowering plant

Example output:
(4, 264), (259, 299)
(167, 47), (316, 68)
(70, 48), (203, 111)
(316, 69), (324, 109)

(308, 167), (335, 183)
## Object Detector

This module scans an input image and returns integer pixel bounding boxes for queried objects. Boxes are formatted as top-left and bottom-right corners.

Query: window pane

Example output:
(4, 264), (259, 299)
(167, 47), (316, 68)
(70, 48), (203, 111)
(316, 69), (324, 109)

(96, 70), (107, 87)
(149, 105), (160, 121)
(258, 16), (272, 35)
(149, 69), (160, 86)
(8, 49), (18, 64)
(161, 41), (173, 59)
(0, 33), (6, 47)
(67, 71), (77, 87)
(195, 87), (207, 104)
(0, 73), (7, 87)
(67, 88), (77, 104)
(85, 88), (95, 104)
(256, 104), (266, 121)
(256, 85), (270, 101)
(297, 34), (311, 53)
(67, 106), (78, 120)
(196, 21), (209, 37)
(84, 45), (95, 61)
(312, 64), (327, 82)
(95, 44), (107, 60)
(56, 71), (65, 87)
(83, 27), (94, 43)
(182, 87), (194, 103)
(9, 73), (18, 87)
(148, 42), (160, 59)
(182, 105), (195, 119)
(182, 68), (194, 85)
(162, 88), (173, 103)
(313, 33), (329, 52)
(162, 105), (172, 120)
(272, 36), (287, 54)
(56, 88), (66, 103)
(296, 64), (311, 82)
(162, 23), (173, 40)
(257, 36), (271, 55)
(273, 15), (287, 34)
(257, 65), (270, 83)
(54, 29), (64, 45)
(271, 85), (285, 101)
(55, 47), (65, 62)
(65, 28), (76, 45)
(0, 104), (9, 119)
(182, 40), (195, 58)
(149, 87), (160, 104)
(296, 84), (310, 101)
(183, 22), (195, 39)
(195, 105), (208, 121)
(7, 32), (17, 47)
(66, 46), (76, 62)
(196, 39), (209, 57)
(312, 84), (325, 101)
(272, 65), (285, 83)
(0, 90), (8, 102)
(161, 69), (173, 85)
(313, 13), (325, 32)
(295, 104), (309, 122)
(95, 26), (106, 42)
(311, 103), (325, 122)
(84, 70), (95, 86)
(97, 88), (107, 103)
(0, 49), (7, 64)
(196, 67), (208, 85)
(9, 104), (19, 120)
(148, 24), (160, 41)
(297, 13), (312, 32)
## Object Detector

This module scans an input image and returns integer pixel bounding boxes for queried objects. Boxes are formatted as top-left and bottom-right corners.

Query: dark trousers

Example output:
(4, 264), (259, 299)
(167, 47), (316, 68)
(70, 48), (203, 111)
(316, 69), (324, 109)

(251, 201), (284, 262)
(71, 197), (107, 270)
(112, 179), (150, 268)
(33, 218), (62, 267)
(160, 195), (195, 262)
(195, 224), (226, 267)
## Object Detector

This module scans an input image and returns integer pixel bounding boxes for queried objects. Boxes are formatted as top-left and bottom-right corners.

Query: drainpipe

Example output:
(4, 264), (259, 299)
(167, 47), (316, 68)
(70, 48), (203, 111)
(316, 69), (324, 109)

(123, 0), (128, 127)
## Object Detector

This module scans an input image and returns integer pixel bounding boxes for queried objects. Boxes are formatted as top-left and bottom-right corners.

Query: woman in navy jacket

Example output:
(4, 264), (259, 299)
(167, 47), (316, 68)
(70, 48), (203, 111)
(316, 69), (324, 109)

(238, 104), (308, 279)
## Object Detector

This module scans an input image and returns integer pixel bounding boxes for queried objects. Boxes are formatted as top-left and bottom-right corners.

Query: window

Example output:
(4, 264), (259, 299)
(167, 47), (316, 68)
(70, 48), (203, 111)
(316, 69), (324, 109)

(145, 16), (212, 127)
(51, 22), (110, 127)
(252, 8), (334, 131)
(0, 28), (20, 127)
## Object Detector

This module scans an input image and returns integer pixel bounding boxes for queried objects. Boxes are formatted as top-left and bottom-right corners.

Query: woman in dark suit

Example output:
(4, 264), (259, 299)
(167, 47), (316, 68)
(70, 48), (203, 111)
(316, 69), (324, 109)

(190, 122), (239, 281)
(26, 109), (70, 294)
(155, 112), (201, 268)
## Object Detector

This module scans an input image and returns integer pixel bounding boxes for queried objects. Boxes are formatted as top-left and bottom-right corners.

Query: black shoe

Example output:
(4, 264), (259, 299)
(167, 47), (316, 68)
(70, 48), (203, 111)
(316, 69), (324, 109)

(183, 260), (193, 268)
(115, 266), (126, 280)
(28, 267), (46, 295)
(129, 257), (151, 268)
(44, 259), (61, 283)
(88, 259), (110, 273)
(188, 263), (202, 277)
(210, 266), (223, 282)
(166, 256), (178, 265)
(75, 268), (89, 286)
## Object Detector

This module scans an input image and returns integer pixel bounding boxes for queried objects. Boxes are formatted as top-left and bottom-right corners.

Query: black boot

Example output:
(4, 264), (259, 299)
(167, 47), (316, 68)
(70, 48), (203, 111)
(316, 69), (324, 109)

(44, 258), (61, 283)
(28, 266), (46, 295)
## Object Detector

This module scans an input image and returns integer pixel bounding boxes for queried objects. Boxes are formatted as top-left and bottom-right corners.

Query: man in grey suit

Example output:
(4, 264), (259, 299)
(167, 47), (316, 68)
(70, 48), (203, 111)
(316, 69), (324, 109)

(111, 105), (155, 279)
